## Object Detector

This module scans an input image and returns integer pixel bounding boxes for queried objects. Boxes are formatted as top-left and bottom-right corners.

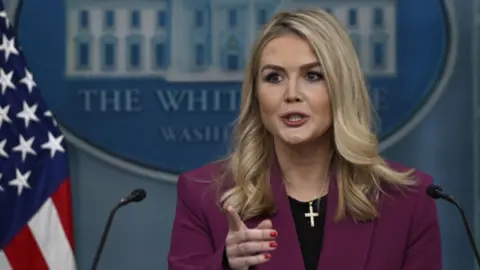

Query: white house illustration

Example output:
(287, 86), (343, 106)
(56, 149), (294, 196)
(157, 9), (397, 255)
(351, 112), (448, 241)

(65, 0), (396, 80)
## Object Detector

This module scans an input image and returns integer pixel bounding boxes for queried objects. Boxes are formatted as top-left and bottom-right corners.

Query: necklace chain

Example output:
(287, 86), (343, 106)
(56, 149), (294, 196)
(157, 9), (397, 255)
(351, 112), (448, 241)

(282, 175), (326, 202)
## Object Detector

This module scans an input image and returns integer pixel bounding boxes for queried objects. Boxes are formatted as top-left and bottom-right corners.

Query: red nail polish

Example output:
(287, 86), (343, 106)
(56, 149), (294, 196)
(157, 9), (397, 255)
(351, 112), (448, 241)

(270, 231), (277, 237)
(264, 253), (271, 260)
(269, 242), (277, 248)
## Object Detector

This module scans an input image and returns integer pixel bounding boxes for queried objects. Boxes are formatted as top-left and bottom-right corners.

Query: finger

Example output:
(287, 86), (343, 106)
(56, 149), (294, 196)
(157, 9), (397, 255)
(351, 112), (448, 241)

(255, 219), (272, 229)
(226, 228), (278, 245)
(227, 240), (277, 257)
(225, 206), (245, 232)
(228, 253), (272, 269)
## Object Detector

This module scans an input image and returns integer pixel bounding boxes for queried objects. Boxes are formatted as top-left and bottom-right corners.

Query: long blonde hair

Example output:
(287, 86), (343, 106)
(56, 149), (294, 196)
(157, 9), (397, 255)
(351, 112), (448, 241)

(218, 9), (415, 222)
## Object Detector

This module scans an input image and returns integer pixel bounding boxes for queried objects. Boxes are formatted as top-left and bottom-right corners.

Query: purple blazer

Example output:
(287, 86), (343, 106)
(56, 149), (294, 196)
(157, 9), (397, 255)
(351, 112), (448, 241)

(167, 160), (442, 270)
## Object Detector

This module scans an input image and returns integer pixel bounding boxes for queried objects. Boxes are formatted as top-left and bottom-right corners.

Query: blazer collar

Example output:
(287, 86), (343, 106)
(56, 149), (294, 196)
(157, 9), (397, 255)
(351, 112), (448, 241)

(246, 157), (376, 270)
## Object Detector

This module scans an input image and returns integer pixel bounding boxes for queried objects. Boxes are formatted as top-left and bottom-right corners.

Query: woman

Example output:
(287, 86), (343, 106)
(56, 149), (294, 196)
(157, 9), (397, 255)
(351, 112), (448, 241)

(167, 9), (441, 270)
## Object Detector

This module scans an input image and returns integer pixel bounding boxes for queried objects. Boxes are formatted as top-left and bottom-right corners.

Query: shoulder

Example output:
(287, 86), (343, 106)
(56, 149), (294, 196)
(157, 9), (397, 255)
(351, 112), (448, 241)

(179, 160), (225, 184)
(386, 160), (434, 194)
(172, 161), (232, 249)
(379, 161), (437, 220)
(176, 160), (230, 211)
(178, 160), (229, 191)
(379, 161), (441, 261)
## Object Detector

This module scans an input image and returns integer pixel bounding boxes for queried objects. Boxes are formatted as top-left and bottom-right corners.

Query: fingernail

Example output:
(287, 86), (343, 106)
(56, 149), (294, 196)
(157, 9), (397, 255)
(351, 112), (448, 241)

(264, 253), (271, 260)
(270, 231), (277, 237)
(269, 242), (277, 248)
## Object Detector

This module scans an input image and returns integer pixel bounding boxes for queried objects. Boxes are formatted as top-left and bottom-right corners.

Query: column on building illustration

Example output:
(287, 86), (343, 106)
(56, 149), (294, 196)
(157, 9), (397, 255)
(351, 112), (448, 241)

(209, 0), (221, 72)
(245, 0), (255, 57)
(369, 7), (388, 71)
(151, 9), (169, 70)
(169, 0), (187, 73)
(100, 9), (117, 71)
(75, 9), (93, 71)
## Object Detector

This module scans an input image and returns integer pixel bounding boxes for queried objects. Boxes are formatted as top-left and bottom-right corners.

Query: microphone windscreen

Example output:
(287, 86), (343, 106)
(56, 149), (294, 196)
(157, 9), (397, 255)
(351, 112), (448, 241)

(131, 189), (147, 202)
(426, 184), (441, 199)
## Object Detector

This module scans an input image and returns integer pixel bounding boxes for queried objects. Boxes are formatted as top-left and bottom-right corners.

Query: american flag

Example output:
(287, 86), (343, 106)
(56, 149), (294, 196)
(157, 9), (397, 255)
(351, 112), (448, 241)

(0, 2), (76, 270)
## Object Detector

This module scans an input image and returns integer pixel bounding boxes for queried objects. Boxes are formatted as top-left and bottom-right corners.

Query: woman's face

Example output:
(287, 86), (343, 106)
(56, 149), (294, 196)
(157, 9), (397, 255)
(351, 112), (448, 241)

(257, 34), (332, 146)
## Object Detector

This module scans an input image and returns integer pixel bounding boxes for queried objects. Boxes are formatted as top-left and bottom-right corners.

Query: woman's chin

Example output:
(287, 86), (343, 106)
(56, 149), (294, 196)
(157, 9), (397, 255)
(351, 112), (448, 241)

(279, 135), (311, 145)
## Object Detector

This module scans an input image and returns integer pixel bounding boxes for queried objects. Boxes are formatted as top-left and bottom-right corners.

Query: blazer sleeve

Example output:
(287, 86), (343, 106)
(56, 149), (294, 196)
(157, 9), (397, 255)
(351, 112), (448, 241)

(401, 177), (442, 270)
(167, 174), (226, 270)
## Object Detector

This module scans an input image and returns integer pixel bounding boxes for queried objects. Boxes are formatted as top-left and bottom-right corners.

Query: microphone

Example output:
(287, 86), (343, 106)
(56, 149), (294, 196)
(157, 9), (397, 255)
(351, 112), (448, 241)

(118, 188), (147, 206)
(426, 184), (480, 267)
(91, 189), (147, 270)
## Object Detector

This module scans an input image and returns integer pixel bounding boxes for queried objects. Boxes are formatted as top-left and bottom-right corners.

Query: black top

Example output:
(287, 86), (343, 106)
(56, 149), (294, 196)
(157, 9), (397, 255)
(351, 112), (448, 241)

(222, 196), (327, 270)
(289, 195), (327, 270)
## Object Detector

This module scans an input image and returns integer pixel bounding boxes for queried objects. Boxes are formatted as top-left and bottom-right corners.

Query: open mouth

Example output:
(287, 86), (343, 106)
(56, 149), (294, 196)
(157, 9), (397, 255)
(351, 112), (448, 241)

(281, 113), (309, 127)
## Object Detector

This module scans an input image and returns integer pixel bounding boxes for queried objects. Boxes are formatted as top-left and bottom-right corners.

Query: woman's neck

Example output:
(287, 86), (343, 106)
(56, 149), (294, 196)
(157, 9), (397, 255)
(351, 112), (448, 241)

(274, 137), (332, 200)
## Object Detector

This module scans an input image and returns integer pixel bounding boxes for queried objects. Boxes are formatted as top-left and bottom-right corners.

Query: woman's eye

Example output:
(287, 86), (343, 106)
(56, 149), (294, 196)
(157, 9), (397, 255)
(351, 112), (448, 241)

(305, 71), (324, 81)
(264, 72), (283, 83)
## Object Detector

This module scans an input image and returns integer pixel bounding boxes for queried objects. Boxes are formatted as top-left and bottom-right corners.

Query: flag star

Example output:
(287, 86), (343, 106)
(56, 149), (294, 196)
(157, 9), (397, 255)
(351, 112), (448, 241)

(0, 11), (11, 29)
(0, 68), (14, 94)
(0, 173), (3, 192)
(16, 101), (39, 128)
(41, 132), (65, 158)
(13, 135), (36, 162)
(8, 169), (31, 196)
(20, 69), (36, 93)
(0, 104), (11, 127)
(0, 139), (8, 158)
(0, 34), (19, 61)
(44, 110), (58, 126)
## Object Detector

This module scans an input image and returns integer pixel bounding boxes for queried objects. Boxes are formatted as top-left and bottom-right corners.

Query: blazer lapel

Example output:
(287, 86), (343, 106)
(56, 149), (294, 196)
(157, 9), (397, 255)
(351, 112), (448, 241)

(317, 177), (376, 270)
(245, 159), (305, 270)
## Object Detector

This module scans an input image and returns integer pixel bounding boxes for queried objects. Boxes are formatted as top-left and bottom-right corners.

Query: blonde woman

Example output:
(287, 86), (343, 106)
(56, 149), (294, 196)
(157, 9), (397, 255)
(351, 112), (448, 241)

(167, 9), (441, 270)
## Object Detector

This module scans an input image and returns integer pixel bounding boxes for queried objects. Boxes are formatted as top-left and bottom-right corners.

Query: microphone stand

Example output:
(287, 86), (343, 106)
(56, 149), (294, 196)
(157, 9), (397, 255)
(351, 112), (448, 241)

(447, 198), (480, 267)
(90, 202), (123, 270)
(90, 189), (146, 270)
(427, 184), (480, 268)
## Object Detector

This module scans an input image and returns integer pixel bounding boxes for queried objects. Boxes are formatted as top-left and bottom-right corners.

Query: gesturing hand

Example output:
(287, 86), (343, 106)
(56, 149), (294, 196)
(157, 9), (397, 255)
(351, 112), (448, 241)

(224, 206), (278, 269)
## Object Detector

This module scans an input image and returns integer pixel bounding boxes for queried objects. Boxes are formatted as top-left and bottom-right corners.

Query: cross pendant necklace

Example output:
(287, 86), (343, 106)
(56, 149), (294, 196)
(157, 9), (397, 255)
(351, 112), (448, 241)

(304, 200), (319, 227)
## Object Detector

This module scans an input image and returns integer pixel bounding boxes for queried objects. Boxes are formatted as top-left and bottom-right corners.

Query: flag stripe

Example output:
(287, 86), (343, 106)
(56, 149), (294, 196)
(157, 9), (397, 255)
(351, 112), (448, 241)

(51, 178), (75, 249)
(0, 250), (12, 270)
(3, 226), (49, 270)
(28, 198), (76, 270)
